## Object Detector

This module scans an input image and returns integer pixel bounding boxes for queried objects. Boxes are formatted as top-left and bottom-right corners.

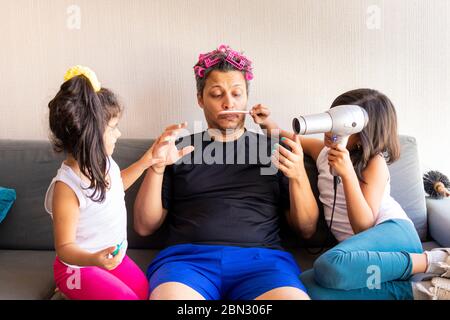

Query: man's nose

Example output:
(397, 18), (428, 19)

(223, 94), (233, 110)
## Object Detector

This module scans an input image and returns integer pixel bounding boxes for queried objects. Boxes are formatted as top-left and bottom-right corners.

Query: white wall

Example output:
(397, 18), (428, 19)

(1, 0), (449, 175)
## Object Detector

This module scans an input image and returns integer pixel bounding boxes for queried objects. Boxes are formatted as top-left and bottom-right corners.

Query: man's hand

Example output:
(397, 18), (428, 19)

(271, 135), (305, 179)
(138, 144), (166, 170)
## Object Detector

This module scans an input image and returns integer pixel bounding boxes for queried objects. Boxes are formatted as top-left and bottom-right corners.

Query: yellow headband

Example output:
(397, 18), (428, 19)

(64, 65), (101, 92)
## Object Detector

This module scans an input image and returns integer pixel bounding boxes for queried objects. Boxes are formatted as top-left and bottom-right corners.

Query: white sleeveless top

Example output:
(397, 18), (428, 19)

(45, 157), (128, 268)
(316, 147), (413, 242)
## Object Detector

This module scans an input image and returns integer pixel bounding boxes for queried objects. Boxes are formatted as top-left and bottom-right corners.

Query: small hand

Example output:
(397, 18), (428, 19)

(328, 144), (354, 179)
(271, 135), (305, 179)
(250, 104), (271, 126)
(139, 143), (166, 170)
(91, 246), (122, 270)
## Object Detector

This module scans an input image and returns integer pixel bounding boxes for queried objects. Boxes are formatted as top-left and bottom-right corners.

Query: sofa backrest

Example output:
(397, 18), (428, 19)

(388, 136), (427, 240)
(0, 135), (427, 250)
(0, 141), (64, 250)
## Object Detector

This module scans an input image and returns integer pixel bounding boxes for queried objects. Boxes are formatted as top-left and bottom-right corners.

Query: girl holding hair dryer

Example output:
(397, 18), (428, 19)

(251, 88), (450, 300)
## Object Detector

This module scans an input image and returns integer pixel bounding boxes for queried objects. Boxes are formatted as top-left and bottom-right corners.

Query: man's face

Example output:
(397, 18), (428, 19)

(197, 70), (248, 132)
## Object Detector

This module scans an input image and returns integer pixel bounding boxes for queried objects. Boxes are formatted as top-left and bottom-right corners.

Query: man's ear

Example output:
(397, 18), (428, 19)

(197, 93), (204, 109)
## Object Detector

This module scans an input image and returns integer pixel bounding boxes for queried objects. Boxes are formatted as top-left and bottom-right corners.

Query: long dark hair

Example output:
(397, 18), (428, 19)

(48, 75), (122, 202)
(331, 88), (401, 183)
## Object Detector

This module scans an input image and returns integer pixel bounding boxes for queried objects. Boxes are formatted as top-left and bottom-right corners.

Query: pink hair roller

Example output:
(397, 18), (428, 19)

(194, 66), (205, 78)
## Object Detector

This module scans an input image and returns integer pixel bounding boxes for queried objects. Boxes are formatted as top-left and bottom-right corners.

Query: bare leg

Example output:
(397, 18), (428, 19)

(410, 253), (428, 274)
(254, 287), (310, 300)
(149, 282), (205, 300)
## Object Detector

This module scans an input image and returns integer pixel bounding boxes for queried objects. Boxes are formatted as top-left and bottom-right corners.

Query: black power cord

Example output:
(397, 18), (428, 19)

(305, 175), (340, 255)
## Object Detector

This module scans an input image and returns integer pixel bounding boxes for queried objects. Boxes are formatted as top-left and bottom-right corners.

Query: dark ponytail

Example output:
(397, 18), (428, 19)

(49, 75), (121, 202)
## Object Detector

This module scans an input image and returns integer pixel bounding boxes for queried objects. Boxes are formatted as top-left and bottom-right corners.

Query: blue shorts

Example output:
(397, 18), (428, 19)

(147, 243), (307, 300)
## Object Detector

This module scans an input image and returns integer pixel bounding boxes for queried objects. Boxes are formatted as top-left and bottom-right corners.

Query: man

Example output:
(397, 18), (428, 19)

(134, 45), (318, 300)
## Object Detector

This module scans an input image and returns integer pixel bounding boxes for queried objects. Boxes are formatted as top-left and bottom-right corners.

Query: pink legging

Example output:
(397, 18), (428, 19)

(53, 255), (149, 300)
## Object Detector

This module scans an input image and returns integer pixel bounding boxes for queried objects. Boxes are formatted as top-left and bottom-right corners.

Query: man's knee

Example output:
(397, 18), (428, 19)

(254, 286), (310, 300)
(149, 282), (205, 300)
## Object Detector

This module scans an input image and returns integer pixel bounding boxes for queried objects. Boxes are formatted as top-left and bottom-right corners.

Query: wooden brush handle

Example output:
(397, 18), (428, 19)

(435, 182), (450, 197)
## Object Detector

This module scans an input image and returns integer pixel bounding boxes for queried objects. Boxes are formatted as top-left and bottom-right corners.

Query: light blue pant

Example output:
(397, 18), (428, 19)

(300, 219), (423, 300)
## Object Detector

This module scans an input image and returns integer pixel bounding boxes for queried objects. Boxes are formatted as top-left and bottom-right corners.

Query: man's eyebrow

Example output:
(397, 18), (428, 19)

(208, 84), (244, 89)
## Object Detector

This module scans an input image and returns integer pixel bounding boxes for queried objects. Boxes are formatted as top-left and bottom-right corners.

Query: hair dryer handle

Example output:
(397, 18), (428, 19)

(329, 135), (350, 177)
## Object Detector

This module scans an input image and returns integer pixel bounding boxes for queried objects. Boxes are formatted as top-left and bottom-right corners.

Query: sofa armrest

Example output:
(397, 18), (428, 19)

(427, 197), (450, 247)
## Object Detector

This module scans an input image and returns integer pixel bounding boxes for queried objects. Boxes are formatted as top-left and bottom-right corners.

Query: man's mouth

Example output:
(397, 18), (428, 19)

(219, 114), (239, 120)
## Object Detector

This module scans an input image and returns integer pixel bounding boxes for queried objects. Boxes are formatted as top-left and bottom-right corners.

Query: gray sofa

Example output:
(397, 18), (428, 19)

(0, 135), (449, 300)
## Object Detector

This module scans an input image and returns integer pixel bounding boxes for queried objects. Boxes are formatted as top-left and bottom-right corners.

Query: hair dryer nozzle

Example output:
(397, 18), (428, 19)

(292, 113), (333, 135)
(292, 117), (302, 134)
(292, 105), (368, 136)
(291, 104), (369, 177)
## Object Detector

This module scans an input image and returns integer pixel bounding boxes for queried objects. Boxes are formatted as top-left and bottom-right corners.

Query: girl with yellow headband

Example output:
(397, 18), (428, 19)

(44, 66), (193, 299)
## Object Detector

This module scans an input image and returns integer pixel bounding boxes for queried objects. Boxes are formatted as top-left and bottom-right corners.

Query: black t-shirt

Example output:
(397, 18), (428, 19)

(161, 130), (290, 250)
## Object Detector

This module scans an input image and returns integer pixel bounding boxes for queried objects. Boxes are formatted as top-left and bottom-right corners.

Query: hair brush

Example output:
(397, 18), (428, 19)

(423, 170), (450, 199)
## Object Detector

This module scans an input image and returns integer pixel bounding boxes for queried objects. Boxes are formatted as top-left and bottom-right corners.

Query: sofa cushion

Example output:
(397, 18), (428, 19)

(0, 141), (63, 250)
(388, 136), (427, 240)
(426, 198), (450, 246)
(0, 250), (56, 299)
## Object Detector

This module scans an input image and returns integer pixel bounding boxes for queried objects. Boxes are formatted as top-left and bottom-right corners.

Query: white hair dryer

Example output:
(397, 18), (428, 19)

(292, 105), (369, 176)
